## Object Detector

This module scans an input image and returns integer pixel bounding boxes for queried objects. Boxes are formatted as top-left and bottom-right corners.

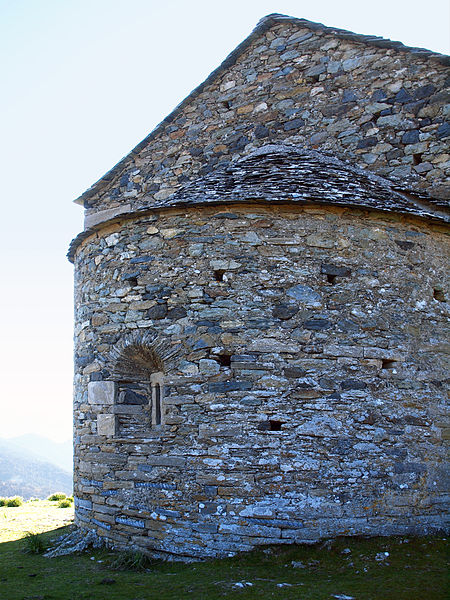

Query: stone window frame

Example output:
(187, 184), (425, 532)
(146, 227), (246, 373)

(93, 372), (166, 437)
(106, 332), (182, 436)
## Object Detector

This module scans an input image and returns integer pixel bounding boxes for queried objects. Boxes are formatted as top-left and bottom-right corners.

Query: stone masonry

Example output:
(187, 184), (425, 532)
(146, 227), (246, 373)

(69, 15), (450, 559)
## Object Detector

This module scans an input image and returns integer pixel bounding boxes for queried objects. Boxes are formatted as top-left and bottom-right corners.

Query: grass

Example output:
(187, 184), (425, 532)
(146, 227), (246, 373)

(23, 531), (47, 555)
(0, 499), (74, 543)
(108, 549), (154, 571)
(0, 501), (447, 599)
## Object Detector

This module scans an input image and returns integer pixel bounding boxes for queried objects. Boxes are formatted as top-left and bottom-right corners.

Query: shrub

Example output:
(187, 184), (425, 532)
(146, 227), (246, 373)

(67, 496), (74, 502)
(6, 496), (23, 507)
(23, 531), (47, 554)
(109, 550), (153, 571)
(58, 499), (72, 508)
(47, 492), (66, 501)
(0, 496), (23, 507)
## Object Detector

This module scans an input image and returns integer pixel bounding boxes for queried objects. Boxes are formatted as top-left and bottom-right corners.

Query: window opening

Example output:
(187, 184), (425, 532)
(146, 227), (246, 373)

(433, 288), (446, 302)
(258, 419), (284, 432)
(381, 359), (397, 370)
(112, 342), (165, 436)
(154, 383), (161, 425)
(217, 353), (232, 367)
(151, 373), (164, 427)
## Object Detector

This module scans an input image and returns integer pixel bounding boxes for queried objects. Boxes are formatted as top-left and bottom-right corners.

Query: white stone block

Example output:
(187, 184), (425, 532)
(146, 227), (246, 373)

(88, 381), (117, 405)
(97, 414), (116, 437)
(84, 204), (131, 229)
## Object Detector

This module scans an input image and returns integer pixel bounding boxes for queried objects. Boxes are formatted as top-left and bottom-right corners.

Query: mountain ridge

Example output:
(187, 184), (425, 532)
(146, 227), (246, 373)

(0, 437), (72, 500)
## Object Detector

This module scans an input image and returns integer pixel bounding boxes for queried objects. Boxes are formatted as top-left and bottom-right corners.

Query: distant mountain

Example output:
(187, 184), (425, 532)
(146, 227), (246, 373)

(5, 434), (72, 473)
(0, 439), (72, 500)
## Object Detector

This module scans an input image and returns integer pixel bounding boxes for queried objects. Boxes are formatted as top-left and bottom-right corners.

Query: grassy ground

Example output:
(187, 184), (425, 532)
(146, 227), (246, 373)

(0, 502), (447, 599)
(0, 500), (74, 543)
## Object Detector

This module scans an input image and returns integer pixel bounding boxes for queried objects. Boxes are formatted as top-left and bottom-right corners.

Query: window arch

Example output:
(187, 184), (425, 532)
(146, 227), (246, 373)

(112, 342), (165, 436)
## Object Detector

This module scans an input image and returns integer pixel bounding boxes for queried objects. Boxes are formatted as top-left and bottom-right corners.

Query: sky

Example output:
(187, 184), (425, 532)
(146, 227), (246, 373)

(0, 0), (448, 443)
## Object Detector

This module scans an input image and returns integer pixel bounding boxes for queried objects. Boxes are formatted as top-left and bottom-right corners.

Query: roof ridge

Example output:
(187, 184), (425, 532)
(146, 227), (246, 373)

(258, 14), (449, 60)
(74, 14), (449, 207)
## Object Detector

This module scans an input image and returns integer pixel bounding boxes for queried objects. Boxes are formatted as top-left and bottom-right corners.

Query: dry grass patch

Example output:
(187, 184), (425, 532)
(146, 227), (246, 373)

(0, 500), (74, 542)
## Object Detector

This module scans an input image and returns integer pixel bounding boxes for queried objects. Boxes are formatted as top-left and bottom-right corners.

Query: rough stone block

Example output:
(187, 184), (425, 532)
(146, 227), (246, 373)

(144, 456), (186, 467)
(199, 425), (242, 438)
(88, 381), (117, 405)
(116, 516), (145, 529)
(97, 414), (117, 437)
(92, 518), (112, 530)
(75, 497), (92, 511)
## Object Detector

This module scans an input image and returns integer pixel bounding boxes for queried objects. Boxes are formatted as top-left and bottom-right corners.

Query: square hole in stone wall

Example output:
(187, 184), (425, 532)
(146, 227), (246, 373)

(258, 420), (284, 432)
(269, 420), (283, 431)
(217, 353), (232, 367)
(381, 359), (397, 370)
(433, 288), (446, 302)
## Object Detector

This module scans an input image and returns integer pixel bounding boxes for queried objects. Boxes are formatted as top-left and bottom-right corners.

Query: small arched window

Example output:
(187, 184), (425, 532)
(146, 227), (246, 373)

(111, 342), (165, 436)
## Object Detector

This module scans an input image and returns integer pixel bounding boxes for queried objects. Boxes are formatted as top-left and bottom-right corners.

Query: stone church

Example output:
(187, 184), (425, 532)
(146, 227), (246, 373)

(69, 14), (449, 559)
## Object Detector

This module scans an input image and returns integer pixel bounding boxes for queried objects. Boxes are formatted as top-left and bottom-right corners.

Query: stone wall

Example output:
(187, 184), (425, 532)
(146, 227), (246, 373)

(78, 14), (450, 226)
(73, 203), (449, 558)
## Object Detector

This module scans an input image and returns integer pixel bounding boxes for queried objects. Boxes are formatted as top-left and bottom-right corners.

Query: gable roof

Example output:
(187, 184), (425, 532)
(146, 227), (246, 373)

(74, 13), (450, 208)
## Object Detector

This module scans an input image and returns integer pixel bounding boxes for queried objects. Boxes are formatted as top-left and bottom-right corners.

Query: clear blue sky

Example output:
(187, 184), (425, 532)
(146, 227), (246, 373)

(0, 0), (448, 442)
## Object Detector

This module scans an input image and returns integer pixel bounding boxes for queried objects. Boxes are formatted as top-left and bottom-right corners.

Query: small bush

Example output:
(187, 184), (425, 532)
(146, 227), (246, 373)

(67, 496), (74, 502)
(5, 496), (23, 507)
(0, 497), (6, 507)
(58, 499), (72, 508)
(47, 492), (67, 501)
(23, 531), (47, 554)
(109, 550), (153, 571)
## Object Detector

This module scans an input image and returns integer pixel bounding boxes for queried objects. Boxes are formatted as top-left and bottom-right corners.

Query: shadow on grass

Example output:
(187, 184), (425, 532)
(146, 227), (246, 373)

(0, 530), (447, 600)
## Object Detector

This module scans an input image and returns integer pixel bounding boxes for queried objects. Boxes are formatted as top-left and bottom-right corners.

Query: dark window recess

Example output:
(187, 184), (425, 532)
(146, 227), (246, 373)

(217, 353), (232, 367)
(118, 383), (148, 404)
(154, 383), (161, 425)
(127, 277), (138, 287)
(433, 288), (446, 302)
(269, 420), (283, 431)
(258, 420), (284, 432)
(413, 153), (422, 166)
(381, 359), (397, 370)
(321, 263), (351, 284)
(214, 270), (226, 282)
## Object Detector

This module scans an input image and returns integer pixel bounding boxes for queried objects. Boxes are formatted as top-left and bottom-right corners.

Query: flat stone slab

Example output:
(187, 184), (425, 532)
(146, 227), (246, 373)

(88, 381), (117, 405)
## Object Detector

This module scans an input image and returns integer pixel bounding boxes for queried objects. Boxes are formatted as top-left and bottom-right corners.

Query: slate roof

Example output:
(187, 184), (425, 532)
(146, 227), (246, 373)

(68, 145), (449, 262)
(74, 13), (449, 208)
(155, 145), (450, 222)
